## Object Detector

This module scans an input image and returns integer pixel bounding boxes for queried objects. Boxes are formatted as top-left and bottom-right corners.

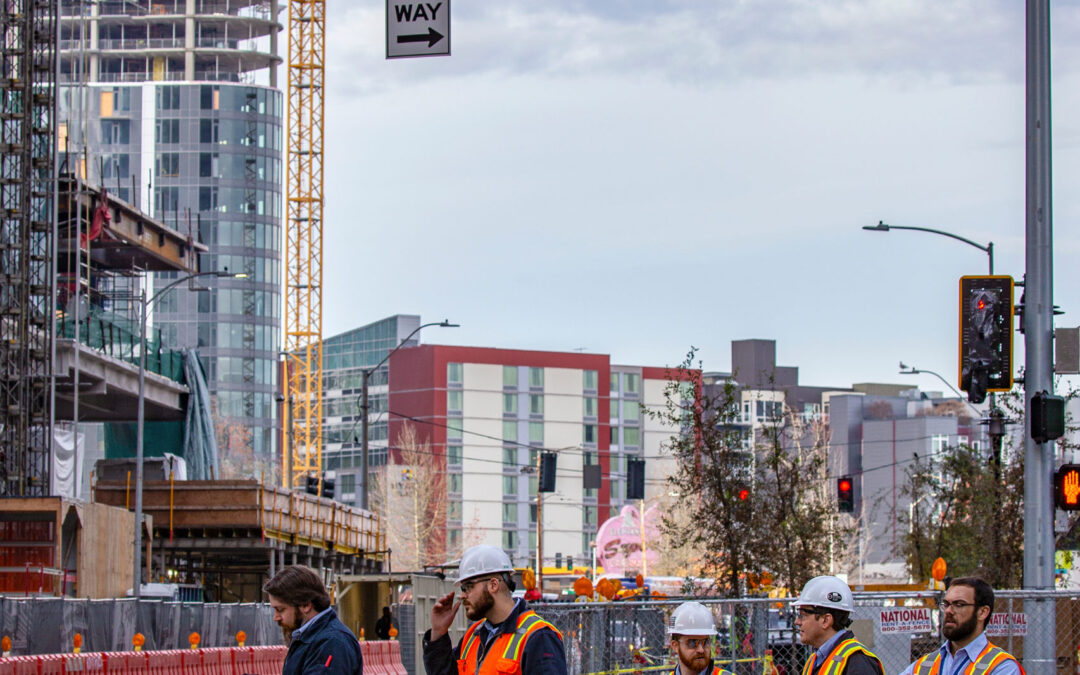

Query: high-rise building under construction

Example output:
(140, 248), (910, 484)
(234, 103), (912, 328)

(58, 0), (283, 477)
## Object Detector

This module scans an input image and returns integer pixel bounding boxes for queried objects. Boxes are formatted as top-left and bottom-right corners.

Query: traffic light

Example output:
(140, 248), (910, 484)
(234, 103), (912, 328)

(737, 488), (750, 501)
(837, 476), (854, 513)
(539, 452), (557, 492)
(321, 476), (335, 499)
(626, 459), (645, 500)
(1031, 391), (1066, 444)
(1054, 465), (1080, 511)
(304, 475), (319, 495)
(959, 275), (1014, 404)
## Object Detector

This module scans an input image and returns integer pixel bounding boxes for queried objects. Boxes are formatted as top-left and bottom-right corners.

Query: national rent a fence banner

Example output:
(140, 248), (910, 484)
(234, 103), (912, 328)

(986, 613), (1027, 636)
(879, 608), (933, 633)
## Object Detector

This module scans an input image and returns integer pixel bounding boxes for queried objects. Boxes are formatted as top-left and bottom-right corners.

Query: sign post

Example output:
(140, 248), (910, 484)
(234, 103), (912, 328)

(386, 1), (450, 58)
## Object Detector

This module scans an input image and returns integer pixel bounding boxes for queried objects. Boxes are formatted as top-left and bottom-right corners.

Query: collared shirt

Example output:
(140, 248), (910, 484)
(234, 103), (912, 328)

(814, 631), (847, 667)
(291, 606), (333, 640)
(899, 633), (1022, 675)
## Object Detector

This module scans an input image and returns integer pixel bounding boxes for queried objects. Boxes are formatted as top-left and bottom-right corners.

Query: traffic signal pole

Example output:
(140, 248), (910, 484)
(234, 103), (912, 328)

(1023, 1), (1055, 673)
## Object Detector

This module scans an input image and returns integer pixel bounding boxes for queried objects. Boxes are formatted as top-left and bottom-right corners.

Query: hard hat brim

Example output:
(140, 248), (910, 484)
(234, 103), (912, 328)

(453, 568), (515, 586)
(668, 629), (718, 637)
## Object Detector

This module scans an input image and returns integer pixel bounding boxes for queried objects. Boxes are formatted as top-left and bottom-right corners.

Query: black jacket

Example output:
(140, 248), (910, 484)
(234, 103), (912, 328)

(423, 599), (566, 675)
(282, 608), (363, 675)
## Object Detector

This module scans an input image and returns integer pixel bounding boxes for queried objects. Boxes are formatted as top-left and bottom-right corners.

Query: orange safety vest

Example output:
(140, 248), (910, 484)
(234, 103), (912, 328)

(913, 642), (1025, 675)
(456, 610), (563, 675)
(801, 638), (883, 675)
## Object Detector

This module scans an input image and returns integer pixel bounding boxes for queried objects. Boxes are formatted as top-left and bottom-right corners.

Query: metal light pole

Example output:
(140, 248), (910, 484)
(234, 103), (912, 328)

(133, 270), (244, 598)
(1024, 0), (1055, 672)
(358, 320), (458, 510)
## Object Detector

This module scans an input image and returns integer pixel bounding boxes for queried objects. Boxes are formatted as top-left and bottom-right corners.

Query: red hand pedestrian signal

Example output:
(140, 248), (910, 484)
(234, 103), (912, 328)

(1055, 465), (1080, 511)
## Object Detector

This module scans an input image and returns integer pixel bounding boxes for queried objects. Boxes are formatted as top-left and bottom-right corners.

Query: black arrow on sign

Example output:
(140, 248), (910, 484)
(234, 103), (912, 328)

(397, 27), (444, 48)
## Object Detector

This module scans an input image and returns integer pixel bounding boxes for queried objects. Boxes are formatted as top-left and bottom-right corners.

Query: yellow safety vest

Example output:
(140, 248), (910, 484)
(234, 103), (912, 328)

(801, 638), (883, 675)
(670, 664), (735, 675)
(913, 642), (1024, 675)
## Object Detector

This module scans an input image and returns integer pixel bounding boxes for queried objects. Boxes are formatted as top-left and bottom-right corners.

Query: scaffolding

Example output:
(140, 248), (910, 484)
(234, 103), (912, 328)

(0, 0), (58, 496)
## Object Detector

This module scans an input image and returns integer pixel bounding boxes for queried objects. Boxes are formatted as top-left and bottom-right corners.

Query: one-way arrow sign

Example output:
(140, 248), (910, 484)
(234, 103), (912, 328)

(386, 1), (450, 58)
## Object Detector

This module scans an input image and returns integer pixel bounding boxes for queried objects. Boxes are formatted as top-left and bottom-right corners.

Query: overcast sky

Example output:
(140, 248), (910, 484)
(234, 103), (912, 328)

(317, 1), (1080, 392)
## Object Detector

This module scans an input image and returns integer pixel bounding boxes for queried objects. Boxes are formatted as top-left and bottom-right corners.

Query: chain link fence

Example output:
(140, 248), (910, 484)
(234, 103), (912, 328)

(531, 590), (1080, 675)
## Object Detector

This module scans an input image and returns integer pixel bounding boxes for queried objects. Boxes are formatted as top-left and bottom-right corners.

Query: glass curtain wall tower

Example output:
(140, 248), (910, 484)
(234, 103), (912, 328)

(59, 0), (284, 478)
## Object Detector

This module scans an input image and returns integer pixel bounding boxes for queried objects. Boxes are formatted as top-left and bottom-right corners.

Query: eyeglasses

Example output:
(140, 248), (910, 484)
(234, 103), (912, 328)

(460, 577), (496, 594)
(938, 600), (975, 611)
(797, 608), (826, 618)
(678, 638), (713, 650)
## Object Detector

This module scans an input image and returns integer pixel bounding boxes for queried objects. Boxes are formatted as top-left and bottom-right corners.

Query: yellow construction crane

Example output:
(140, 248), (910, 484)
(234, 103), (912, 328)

(284, 0), (325, 488)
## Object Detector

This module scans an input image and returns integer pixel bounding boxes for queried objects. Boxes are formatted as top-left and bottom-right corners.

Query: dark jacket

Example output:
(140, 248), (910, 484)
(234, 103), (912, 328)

(282, 608), (363, 675)
(423, 599), (566, 675)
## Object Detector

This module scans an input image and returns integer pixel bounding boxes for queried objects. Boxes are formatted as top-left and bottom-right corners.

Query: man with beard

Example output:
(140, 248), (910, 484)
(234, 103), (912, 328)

(900, 578), (1022, 675)
(793, 576), (883, 675)
(423, 545), (566, 675)
(264, 565), (362, 675)
(667, 601), (733, 675)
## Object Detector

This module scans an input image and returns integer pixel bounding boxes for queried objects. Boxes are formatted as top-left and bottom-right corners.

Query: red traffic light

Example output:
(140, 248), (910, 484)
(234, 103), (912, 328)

(838, 479), (852, 492)
(738, 488), (749, 501)
(1056, 465), (1080, 511)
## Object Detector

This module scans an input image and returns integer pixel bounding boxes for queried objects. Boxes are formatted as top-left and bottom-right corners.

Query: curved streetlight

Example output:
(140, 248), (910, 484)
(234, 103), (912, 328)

(359, 320), (459, 510)
(863, 221), (993, 274)
(133, 270), (246, 598)
(898, 361), (968, 400)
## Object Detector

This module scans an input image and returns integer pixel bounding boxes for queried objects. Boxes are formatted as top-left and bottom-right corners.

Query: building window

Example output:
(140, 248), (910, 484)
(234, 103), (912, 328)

(157, 86), (180, 110)
(447, 421), (462, 441)
(503, 366), (518, 388)
(502, 503), (516, 524)
(623, 400), (640, 422)
(529, 395), (543, 416)
(502, 530), (517, 550)
(610, 399), (619, 419)
(529, 367), (544, 389)
(623, 427), (640, 447)
(447, 444), (462, 466)
(447, 501), (461, 521)
(610, 372), (620, 393)
(530, 504), (537, 523)
(583, 424), (598, 444)
(583, 370), (598, 392)
(624, 373), (640, 395)
(503, 421), (517, 442)
(584, 397), (598, 418)
(447, 390), (463, 413)
(503, 394), (518, 415)
(156, 118), (180, 144)
(448, 529), (461, 550)
(156, 152), (180, 178)
(584, 506), (597, 527)
(448, 473), (462, 494)
(447, 362), (463, 385)
(503, 447), (516, 466)
(503, 475), (517, 496)
(528, 422), (543, 445)
(101, 119), (130, 144)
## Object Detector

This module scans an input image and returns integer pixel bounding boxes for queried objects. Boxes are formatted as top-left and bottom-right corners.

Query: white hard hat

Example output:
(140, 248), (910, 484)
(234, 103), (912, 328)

(792, 576), (854, 612)
(455, 545), (514, 584)
(667, 601), (717, 636)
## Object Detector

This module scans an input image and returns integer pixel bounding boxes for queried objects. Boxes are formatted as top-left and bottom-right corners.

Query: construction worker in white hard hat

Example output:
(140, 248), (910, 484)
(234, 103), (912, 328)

(899, 577), (1022, 675)
(667, 601), (734, 675)
(793, 576), (883, 675)
(423, 544), (567, 675)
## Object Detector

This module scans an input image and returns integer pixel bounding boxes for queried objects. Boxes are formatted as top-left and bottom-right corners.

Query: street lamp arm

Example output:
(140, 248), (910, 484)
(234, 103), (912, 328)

(367, 320), (459, 374)
(865, 221), (991, 255)
(146, 270), (242, 308)
(898, 362), (983, 415)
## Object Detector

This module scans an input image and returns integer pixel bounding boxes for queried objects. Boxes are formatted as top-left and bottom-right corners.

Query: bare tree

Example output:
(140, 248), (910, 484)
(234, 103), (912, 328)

(370, 421), (447, 570)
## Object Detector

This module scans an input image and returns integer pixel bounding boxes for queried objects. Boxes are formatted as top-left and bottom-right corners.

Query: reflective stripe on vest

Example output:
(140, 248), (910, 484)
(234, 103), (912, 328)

(456, 611), (563, 675)
(670, 664), (735, 675)
(912, 643), (1022, 675)
(801, 639), (883, 675)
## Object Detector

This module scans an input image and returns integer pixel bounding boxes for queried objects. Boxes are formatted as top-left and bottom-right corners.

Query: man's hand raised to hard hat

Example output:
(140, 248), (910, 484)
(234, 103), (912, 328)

(430, 591), (460, 640)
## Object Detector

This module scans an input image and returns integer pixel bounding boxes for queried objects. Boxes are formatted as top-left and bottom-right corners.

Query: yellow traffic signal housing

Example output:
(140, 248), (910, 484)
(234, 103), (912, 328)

(958, 275), (1014, 403)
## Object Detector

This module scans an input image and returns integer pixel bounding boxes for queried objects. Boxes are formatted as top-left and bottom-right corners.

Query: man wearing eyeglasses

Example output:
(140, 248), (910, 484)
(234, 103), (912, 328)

(667, 601), (734, 675)
(423, 545), (567, 675)
(900, 577), (1022, 675)
(793, 576), (883, 675)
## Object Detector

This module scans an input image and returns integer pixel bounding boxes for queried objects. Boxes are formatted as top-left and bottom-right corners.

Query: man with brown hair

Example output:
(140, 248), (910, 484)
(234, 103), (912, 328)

(264, 565), (362, 675)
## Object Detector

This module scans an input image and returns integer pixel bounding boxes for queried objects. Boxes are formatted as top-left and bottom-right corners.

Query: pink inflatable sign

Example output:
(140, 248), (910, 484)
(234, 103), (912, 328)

(595, 504), (661, 576)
